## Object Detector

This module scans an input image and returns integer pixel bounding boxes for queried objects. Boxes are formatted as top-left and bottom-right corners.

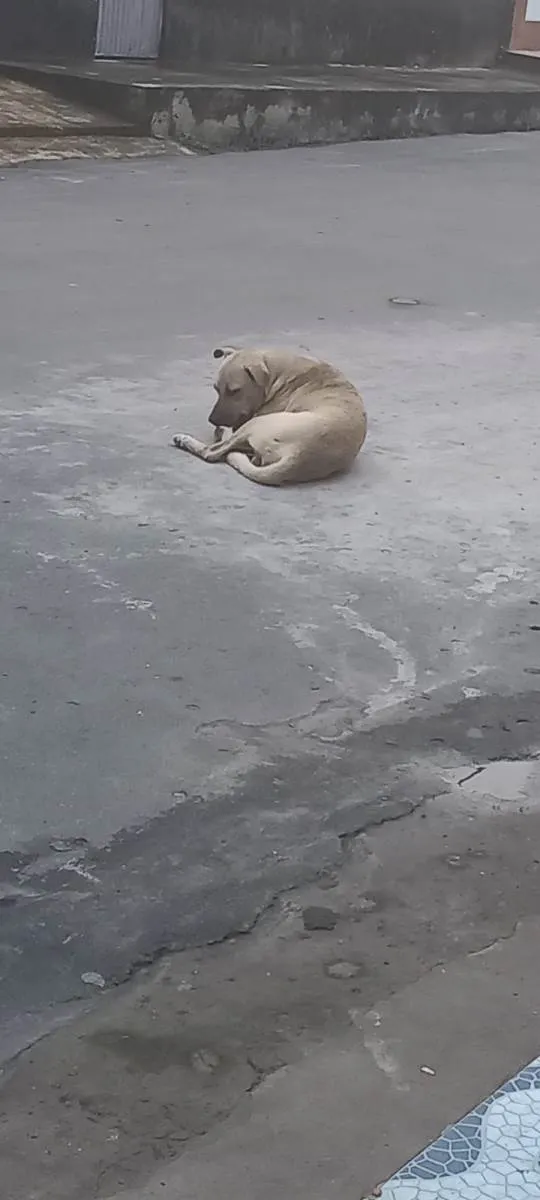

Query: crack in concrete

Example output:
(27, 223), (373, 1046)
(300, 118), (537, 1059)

(467, 919), (521, 958)
(3, 691), (540, 1066)
(338, 797), (421, 852)
(197, 695), (343, 733)
(118, 906), (267, 990)
(114, 798), (429, 998)
(457, 766), (487, 787)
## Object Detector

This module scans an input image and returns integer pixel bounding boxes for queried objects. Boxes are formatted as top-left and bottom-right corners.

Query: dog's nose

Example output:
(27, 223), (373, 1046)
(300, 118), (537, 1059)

(208, 404), (221, 426)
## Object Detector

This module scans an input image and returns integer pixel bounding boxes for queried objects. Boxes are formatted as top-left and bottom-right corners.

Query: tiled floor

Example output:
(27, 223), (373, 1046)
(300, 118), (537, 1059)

(381, 1058), (540, 1199)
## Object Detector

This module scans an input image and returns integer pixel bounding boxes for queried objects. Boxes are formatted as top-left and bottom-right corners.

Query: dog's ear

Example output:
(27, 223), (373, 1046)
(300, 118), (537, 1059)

(213, 346), (237, 360)
(244, 355), (269, 389)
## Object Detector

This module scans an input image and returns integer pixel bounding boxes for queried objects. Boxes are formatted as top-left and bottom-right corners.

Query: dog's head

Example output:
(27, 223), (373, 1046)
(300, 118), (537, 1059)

(209, 347), (270, 431)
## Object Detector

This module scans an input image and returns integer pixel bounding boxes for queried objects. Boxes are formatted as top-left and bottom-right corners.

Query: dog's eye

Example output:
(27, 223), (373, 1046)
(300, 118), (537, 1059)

(225, 384), (240, 396)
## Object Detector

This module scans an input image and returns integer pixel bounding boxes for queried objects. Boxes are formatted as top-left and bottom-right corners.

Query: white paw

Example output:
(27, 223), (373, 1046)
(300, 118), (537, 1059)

(172, 433), (196, 452)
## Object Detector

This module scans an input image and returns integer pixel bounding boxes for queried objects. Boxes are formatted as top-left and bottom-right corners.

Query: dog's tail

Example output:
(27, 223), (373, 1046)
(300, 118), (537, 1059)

(226, 451), (296, 487)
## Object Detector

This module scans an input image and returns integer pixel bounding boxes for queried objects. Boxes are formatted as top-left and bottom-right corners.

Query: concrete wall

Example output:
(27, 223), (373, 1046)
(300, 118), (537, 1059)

(0, 0), (514, 67)
(1, 0), (98, 60)
(163, 0), (515, 68)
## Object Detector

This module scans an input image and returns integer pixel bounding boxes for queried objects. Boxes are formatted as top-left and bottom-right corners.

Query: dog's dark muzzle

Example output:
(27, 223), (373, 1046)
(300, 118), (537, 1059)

(208, 403), (223, 428)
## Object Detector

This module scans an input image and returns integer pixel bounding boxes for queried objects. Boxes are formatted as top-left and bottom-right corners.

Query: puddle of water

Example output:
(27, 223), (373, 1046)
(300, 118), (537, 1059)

(461, 759), (536, 801)
(445, 758), (539, 805)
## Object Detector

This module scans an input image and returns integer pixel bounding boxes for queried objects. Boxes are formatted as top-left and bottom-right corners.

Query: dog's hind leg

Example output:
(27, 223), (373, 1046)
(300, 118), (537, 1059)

(226, 451), (297, 486)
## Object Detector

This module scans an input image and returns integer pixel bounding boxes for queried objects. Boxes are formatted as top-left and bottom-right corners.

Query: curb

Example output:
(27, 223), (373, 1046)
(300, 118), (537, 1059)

(3, 63), (540, 153)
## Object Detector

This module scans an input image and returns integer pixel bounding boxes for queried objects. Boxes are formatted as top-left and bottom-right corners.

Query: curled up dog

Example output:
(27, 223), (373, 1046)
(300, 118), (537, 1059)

(172, 346), (367, 487)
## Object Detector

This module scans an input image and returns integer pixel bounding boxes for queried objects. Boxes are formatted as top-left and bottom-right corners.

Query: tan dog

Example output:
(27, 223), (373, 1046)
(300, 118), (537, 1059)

(172, 346), (367, 486)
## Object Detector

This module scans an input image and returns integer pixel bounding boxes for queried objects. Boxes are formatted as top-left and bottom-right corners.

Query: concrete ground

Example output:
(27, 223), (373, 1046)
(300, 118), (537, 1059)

(0, 134), (183, 167)
(0, 133), (540, 1198)
(7, 58), (540, 90)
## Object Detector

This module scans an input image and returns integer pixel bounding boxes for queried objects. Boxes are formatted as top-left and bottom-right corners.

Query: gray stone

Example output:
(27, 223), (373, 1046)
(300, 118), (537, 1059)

(303, 907), (339, 932)
(326, 961), (362, 980)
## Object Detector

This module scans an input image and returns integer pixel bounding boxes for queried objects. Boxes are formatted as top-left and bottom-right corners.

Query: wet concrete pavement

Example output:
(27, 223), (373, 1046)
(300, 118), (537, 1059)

(1, 132), (540, 1066)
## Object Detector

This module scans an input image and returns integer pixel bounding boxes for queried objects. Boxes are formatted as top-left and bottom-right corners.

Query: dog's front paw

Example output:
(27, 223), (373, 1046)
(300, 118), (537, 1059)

(172, 433), (195, 452)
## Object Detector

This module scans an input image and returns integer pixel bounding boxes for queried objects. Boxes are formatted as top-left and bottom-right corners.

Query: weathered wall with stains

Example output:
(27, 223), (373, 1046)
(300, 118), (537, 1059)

(163, 0), (514, 68)
(1, 0), (98, 60)
(164, 83), (540, 151)
(1, 0), (514, 67)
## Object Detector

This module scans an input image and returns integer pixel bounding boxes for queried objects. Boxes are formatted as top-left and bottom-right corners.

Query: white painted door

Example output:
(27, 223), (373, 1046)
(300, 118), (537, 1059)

(95, 0), (163, 59)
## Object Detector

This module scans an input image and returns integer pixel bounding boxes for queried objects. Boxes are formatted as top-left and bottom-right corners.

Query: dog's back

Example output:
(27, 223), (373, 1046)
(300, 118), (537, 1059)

(260, 350), (364, 422)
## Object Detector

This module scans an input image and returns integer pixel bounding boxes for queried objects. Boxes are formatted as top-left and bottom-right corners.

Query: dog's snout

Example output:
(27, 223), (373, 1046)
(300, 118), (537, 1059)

(207, 393), (222, 422)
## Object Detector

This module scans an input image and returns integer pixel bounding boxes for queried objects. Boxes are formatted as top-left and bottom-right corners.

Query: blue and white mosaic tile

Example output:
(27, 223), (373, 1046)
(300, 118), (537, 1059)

(380, 1056), (540, 1199)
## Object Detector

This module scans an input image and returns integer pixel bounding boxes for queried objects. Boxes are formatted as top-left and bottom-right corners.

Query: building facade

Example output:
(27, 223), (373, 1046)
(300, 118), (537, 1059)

(0, 0), (516, 67)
